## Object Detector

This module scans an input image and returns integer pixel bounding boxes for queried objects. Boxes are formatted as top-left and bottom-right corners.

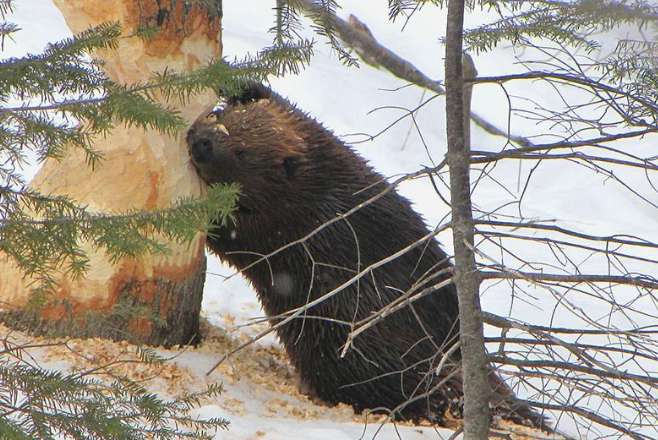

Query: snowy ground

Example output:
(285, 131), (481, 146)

(5, 1), (658, 439)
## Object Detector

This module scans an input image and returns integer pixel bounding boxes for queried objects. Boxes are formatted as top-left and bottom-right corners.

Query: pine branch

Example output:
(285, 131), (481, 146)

(466, 0), (658, 54)
(0, 184), (239, 287)
(0, 349), (228, 439)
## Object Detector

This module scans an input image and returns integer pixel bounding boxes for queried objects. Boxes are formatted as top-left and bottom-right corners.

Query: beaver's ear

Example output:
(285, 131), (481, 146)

(222, 82), (272, 105)
(283, 156), (299, 179)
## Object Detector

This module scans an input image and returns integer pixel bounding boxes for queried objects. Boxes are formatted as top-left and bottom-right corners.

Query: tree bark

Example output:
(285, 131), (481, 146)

(444, 1), (491, 438)
(0, 0), (222, 346)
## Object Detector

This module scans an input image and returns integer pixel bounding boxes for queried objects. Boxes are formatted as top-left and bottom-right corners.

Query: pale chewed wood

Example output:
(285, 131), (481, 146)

(0, 0), (221, 345)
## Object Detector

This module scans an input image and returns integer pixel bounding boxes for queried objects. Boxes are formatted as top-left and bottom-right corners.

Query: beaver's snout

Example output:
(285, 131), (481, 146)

(186, 122), (238, 186)
(189, 136), (213, 164)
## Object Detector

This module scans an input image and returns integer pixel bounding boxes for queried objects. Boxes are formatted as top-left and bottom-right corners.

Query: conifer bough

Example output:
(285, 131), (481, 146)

(0, 0), (226, 345)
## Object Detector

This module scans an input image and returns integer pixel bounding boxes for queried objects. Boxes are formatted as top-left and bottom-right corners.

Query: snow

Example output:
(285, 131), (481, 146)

(201, 413), (436, 440)
(4, 0), (658, 439)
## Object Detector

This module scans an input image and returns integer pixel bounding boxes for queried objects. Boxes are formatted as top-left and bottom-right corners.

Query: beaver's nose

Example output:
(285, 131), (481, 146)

(189, 136), (213, 164)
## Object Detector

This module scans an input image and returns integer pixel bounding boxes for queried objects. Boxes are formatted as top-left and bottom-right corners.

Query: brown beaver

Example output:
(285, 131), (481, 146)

(187, 83), (548, 429)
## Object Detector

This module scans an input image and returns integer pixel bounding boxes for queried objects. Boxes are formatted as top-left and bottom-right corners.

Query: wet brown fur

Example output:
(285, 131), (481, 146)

(186, 84), (549, 429)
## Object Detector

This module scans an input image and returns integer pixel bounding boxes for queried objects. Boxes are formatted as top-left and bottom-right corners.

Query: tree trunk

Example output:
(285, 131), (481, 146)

(0, 0), (222, 346)
(445, 1), (491, 438)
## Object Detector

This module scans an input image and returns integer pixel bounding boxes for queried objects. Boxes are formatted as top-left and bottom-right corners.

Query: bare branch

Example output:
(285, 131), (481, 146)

(473, 72), (658, 119)
(297, 0), (535, 147)
(483, 312), (658, 336)
(475, 220), (658, 250)
(481, 271), (658, 290)
(489, 356), (658, 387)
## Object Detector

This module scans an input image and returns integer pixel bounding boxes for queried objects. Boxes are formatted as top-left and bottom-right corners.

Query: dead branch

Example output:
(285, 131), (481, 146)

(297, 0), (535, 147)
(483, 312), (658, 336)
(480, 271), (658, 290)
(474, 220), (658, 250)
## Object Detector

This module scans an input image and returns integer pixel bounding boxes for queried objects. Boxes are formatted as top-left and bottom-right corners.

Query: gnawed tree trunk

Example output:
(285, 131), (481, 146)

(0, 0), (221, 346)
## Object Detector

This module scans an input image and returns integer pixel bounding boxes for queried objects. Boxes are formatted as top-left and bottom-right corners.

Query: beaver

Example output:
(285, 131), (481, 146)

(187, 83), (548, 429)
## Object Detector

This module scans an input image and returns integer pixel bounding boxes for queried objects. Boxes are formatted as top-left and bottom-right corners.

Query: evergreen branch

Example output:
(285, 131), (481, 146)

(0, 0), (13, 18)
(103, 85), (185, 135)
(465, 5), (596, 53)
(0, 22), (120, 101)
(2, 112), (97, 163)
(137, 42), (314, 102)
(0, 356), (228, 439)
(271, 1), (357, 67)
(388, 0), (444, 22)
(302, 0), (359, 66)
(0, 22), (18, 47)
(272, 0), (305, 45)
(0, 184), (239, 286)
(0, 8), (245, 439)
(0, 21), (313, 168)
(467, 0), (658, 53)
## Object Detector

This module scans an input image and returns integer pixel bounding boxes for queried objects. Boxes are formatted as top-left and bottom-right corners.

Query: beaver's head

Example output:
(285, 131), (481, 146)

(186, 85), (318, 214)
(187, 84), (379, 232)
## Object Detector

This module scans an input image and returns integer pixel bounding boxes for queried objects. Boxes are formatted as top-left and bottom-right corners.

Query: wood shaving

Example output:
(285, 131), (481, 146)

(0, 320), (563, 438)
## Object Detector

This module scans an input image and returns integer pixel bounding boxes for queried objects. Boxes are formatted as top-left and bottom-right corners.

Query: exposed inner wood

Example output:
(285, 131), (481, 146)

(0, 0), (221, 345)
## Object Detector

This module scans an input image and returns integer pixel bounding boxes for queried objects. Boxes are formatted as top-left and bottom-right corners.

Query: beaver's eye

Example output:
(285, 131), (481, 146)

(234, 148), (246, 159)
(283, 156), (298, 179)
